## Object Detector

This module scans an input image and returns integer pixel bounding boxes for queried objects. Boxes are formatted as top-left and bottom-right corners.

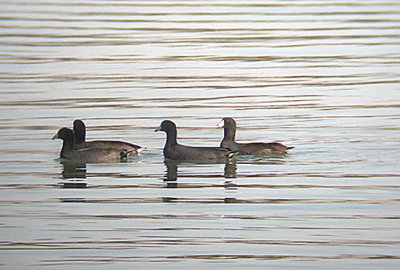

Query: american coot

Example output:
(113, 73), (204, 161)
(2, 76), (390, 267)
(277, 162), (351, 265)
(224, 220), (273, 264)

(52, 127), (131, 163)
(218, 117), (294, 155)
(73, 119), (144, 154)
(155, 120), (237, 161)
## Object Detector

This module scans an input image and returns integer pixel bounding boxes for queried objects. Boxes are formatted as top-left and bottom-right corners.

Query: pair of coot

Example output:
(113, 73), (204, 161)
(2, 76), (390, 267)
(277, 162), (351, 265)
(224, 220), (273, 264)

(53, 118), (293, 163)
(52, 120), (143, 163)
(155, 118), (293, 161)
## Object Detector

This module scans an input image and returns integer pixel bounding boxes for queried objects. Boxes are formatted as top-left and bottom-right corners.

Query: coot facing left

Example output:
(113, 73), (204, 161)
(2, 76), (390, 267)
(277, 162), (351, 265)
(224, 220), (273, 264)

(73, 119), (144, 154)
(155, 120), (237, 161)
(53, 127), (131, 163)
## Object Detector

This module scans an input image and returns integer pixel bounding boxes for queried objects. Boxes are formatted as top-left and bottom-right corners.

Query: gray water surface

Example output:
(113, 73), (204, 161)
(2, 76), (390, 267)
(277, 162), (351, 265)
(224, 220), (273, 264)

(0, 0), (399, 269)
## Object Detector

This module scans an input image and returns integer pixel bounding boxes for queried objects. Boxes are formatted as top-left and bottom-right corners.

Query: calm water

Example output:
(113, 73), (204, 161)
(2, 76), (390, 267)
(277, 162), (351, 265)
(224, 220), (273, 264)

(0, 0), (399, 269)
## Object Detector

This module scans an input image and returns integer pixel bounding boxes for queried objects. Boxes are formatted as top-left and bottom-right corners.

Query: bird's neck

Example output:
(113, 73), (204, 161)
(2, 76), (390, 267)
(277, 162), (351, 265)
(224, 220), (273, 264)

(165, 129), (178, 146)
(75, 129), (85, 144)
(61, 139), (74, 158)
(223, 126), (236, 142)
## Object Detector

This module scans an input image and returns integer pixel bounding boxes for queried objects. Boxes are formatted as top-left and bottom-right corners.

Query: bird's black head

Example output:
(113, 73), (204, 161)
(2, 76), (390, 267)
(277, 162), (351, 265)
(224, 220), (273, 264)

(218, 117), (236, 129)
(73, 119), (86, 144)
(155, 120), (177, 133)
(52, 127), (74, 142)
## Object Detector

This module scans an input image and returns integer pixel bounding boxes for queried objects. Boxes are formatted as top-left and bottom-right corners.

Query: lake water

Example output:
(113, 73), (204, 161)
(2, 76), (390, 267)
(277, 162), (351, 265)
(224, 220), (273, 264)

(0, 0), (399, 269)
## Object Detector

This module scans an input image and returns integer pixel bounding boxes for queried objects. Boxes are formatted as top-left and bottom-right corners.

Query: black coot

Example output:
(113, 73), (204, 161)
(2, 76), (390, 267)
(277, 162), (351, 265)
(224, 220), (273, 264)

(73, 119), (144, 154)
(52, 127), (131, 163)
(155, 120), (237, 161)
(218, 117), (293, 155)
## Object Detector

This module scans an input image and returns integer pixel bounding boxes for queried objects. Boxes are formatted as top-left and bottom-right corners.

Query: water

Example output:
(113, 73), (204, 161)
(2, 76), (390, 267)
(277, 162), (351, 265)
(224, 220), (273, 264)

(0, 0), (399, 269)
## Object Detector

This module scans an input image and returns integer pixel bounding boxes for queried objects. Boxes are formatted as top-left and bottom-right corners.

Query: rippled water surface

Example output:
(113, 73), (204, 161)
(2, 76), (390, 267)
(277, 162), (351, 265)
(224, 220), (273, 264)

(1, 0), (399, 269)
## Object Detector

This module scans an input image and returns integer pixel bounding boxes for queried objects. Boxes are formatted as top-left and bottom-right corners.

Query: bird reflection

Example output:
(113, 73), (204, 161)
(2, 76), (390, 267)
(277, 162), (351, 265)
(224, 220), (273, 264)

(224, 159), (237, 179)
(60, 161), (87, 188)
(163, 160), (178, 188)
(163, 159), (237, 188)
(162, 159), (238, 203)
(224, 159), (238, 202)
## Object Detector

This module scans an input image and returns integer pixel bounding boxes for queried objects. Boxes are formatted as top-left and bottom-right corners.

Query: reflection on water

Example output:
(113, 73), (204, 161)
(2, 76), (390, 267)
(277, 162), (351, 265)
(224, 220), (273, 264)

(163, 159), (238, 181)
(163, 159), (238, 189)
(61, 162), (87, 179)
(224, 160), (237, 179)
(163, 160), (178, 188)
(1, 0), (400, 269)
(60, 162), (87, 188)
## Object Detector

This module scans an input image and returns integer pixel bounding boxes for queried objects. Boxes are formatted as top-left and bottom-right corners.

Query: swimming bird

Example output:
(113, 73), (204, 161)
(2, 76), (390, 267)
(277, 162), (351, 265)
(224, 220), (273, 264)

(73, 119), (144, 154)
(155, 120), (237, 161)
(218, 117), (293, 155)
(52, 127), (131, 163)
